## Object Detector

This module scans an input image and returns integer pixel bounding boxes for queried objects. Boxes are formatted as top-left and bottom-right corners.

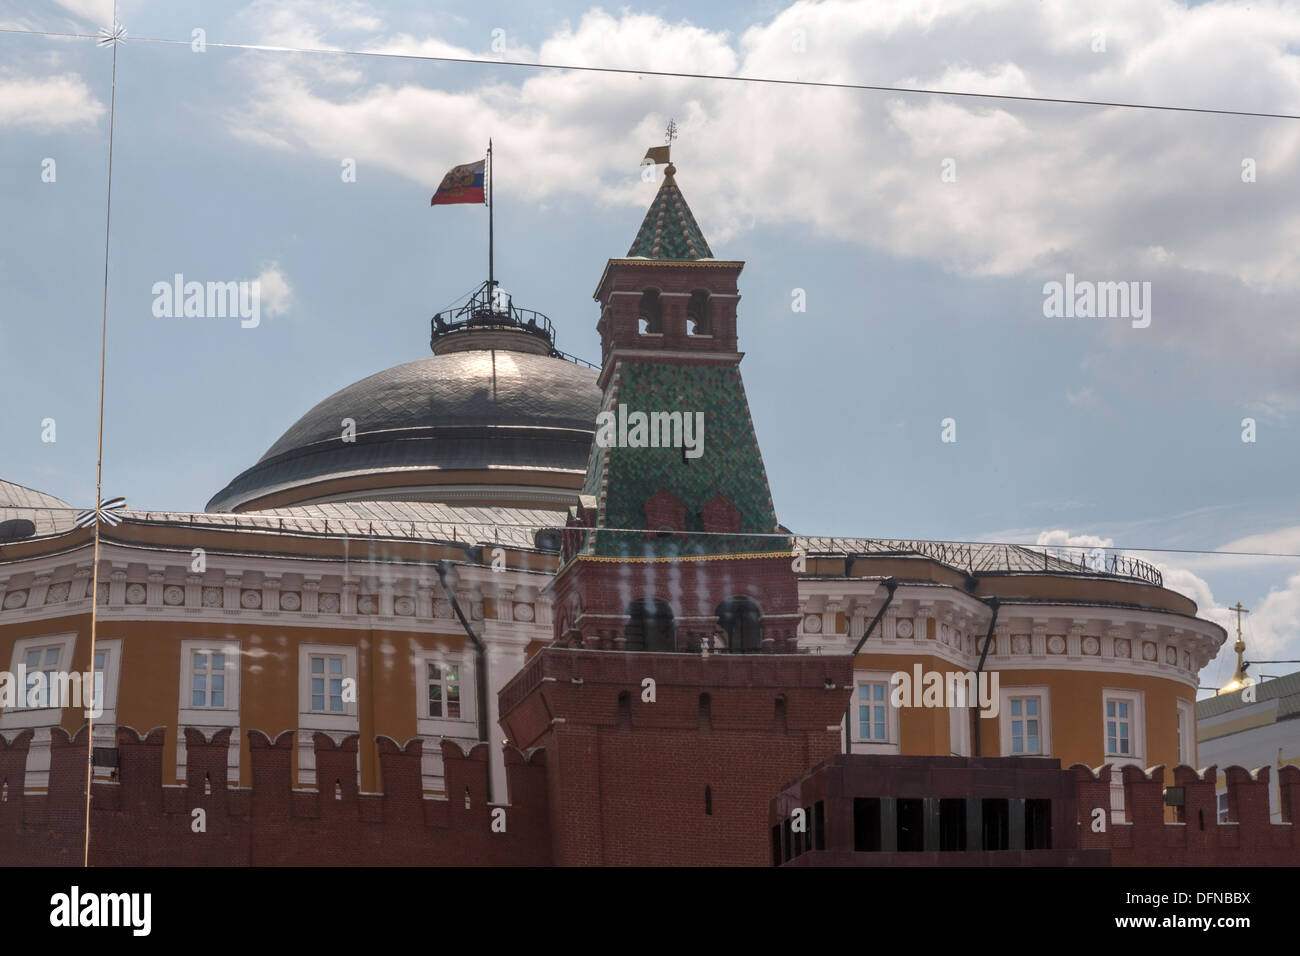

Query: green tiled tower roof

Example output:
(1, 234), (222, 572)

(581, 361), (785, 558)
(626, 165), (714, 260)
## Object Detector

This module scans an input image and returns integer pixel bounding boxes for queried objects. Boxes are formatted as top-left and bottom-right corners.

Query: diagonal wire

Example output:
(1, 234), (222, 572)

(1, 24), (1299, 121)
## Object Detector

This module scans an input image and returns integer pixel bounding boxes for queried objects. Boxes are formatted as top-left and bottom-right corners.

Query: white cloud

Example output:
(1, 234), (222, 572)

(0, 73), (104, 129)
(51, 0), (113, 24)
(1249, 570), (1300, 662)
(1035, 529), (1114, 549)
(1066, 386), (1100, 408)
(219, 0), (1300, 404)
(254, 264), (294, 317)
(235, 0), (385, 49)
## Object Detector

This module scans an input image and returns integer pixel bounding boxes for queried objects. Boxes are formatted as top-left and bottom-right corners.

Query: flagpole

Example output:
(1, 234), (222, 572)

(487, 139), (493, 294)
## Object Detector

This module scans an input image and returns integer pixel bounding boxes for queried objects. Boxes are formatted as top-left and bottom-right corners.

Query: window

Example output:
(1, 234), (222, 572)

(625, 598), (675, 652)
(715, 596), (762, 653)
(22, 645), (62, 709)
(427, 662), (461, 719)
(176, 641), (241, 785)
(191, 651), (227, 708)
(412, 649), (475, 793)
(1105, 698), (1131, 755)
(1217, 791), (1230, 823)
(1025, 799), (1052, 850)
(858, 682), (888, 741)
(2, 633), (76, 725)
(998, 686), (1051, 757)
(853, 798), (882, 852)
(1176, 698), (1196, 766)
(1009, 697), (1041, 754)
(310, 654), (345, 713)
(849, 671), (900, 751)
(1101, 689), (1145, 763)
(686, 290), (711, 334)
(939, 799), (967, 851)
(637, 289), (662, 334)
(297, 644), (359, 787)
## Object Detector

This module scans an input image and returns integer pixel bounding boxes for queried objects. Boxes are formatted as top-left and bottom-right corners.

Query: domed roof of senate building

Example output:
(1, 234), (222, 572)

(206, 347), (601, 513)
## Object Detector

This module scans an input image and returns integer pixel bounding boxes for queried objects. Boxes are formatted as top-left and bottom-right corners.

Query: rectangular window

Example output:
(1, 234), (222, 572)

(896, 798), (924, 852)
(853, 797), (882, 852)
(191, 651), (227, 708)
(982, 799), (1009, 850)
(90, 648), (107, 713)
(1025, 799), (1052, 850)
(1217, 791), (1231, 824)
(939, 799), (967, 851)
(1106, 698), (1131, 755)
(310, 654), (345, 713)
(427, 662), (461, 719)
(1010, 696), (1041, 754)
(857, 682), (888, 741)
(23, 645), (62, 709)
(1176, 698), (1195, 766)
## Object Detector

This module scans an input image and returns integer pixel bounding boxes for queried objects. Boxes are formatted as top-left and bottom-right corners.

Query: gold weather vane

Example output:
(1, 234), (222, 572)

(642, 118), (678, 168)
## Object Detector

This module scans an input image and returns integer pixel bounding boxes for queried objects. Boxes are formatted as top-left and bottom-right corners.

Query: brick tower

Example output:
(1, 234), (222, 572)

(499, 160), (852, 865)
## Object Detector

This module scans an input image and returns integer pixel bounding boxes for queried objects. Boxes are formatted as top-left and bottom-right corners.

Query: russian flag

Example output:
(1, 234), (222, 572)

(431, 159), (486, 205)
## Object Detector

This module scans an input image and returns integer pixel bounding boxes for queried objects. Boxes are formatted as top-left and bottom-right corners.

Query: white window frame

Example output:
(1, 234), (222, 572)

(307, 653), (349, 715)
(1, 633), (77, 729)
(297, 643), (359, 787)
(88, 639), (122, 779)
(177, 640), (241, 784)
(1102, 688), (1145, 823)
(412, 648), (477, 792)
(1, 633), (81, 793)
(1007, 695), (1044, 755)
(413, 651), (475, 735)
(948, 701), (971, 756)
(1102, 688), (1145, 762)
(1176, 697), (1196, 767)
(426, 661), (462, 720)
(849, 671), (900, 753)
(999, 685), (1052, 757)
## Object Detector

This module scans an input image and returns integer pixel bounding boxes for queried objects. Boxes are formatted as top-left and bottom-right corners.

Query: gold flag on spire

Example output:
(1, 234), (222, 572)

(642, 145), (670, 166)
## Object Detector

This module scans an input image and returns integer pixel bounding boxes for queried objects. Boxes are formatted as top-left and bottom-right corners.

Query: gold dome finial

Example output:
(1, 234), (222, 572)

(1217, 601), (1254, 695)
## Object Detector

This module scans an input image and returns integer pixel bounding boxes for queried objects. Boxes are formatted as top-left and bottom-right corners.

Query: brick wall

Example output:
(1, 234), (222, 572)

(0, 725), (550, 866)
(500, 647), (854, 865)
(1073, 762), (1299, 866)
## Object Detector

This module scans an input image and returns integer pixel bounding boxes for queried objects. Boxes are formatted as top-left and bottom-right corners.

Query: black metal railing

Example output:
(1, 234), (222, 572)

(795, 536), (1163, 587)
(428, 280), (599, 369)
(430, 280), (554, 346)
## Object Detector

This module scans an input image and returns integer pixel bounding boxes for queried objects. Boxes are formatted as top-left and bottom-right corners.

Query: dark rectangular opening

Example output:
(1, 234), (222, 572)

(853, 797), (881, 852)
(982, 798), (1009, 850)
(782, 817), (792, 862)
(939, 798), (967, 851)
(1025, 799), (1051, 850)
(771, 825), (782, 866)
(897, 798), (924, 852)
(814, 800), (825, 851)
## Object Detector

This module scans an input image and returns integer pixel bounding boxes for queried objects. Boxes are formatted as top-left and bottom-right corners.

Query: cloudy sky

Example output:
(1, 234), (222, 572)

(4, 0), (1300, 692)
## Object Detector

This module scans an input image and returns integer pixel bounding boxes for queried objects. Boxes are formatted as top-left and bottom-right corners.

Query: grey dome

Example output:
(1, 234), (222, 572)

(207, 349), (601, 512)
